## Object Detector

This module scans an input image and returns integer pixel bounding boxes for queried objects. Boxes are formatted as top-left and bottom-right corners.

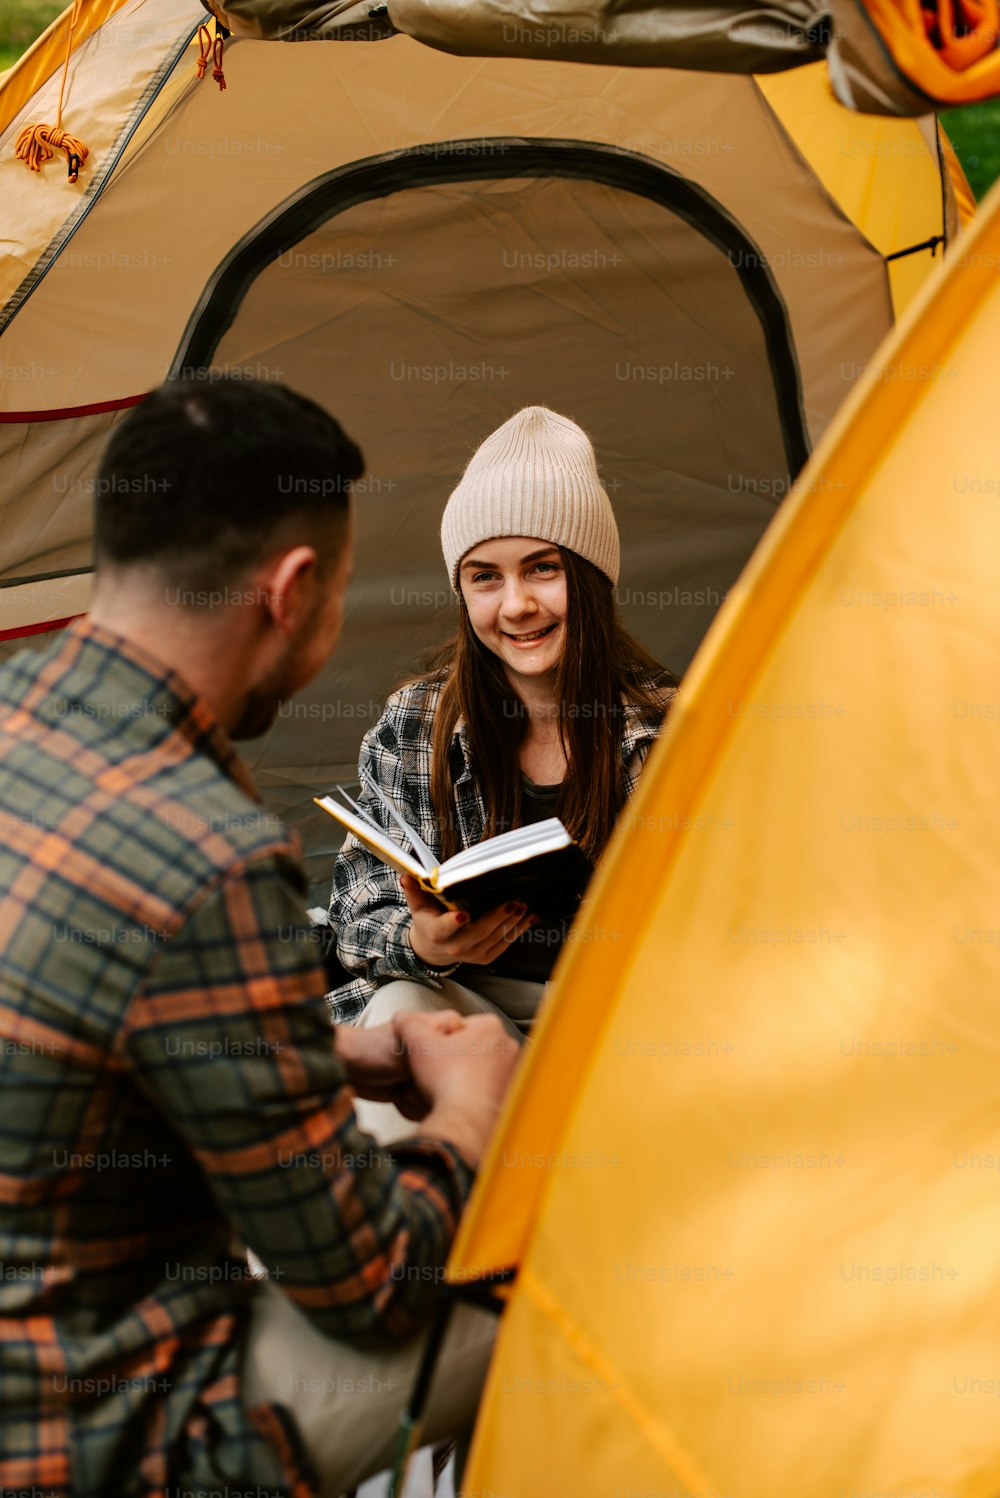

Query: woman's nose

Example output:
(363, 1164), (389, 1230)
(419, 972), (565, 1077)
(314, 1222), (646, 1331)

(499, 577), (536, 619)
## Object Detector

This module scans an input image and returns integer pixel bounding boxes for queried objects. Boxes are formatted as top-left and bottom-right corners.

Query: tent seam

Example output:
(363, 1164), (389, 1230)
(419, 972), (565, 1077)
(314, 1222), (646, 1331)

(519, 1261), (722, 1494)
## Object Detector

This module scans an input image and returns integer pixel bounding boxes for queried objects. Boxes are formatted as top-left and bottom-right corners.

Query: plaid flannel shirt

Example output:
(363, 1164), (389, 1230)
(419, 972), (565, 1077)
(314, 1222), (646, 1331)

(0, 618), (475, 1498)
(328, 673), (676, 1023)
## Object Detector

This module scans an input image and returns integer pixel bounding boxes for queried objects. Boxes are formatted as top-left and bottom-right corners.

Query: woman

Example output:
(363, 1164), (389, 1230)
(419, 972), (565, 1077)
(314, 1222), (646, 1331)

(328, 405), (678, 1039)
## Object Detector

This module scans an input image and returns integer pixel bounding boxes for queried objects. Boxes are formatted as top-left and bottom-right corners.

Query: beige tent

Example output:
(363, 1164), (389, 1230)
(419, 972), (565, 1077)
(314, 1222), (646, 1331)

(0, 0), (967, 892)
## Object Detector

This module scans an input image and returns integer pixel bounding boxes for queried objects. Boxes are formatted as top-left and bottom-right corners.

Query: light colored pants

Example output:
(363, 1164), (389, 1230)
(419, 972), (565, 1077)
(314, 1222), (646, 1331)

(240, 974), (540, 1494)
(240, 974), (538, 1493)
(243, 1277), (497, 1496)
(354, 974), (544, 1143)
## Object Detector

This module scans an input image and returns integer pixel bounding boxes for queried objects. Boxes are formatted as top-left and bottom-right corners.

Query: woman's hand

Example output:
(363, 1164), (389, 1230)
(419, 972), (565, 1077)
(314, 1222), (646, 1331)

(401, 874), (536, 968)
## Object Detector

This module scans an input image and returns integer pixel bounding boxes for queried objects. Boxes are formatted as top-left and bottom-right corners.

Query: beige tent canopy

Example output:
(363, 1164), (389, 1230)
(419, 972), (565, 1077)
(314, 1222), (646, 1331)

(0, 0), (966, 893)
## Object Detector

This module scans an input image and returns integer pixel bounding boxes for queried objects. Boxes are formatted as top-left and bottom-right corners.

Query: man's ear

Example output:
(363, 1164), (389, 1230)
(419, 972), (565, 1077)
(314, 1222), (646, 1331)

(263, 545), (319, 637)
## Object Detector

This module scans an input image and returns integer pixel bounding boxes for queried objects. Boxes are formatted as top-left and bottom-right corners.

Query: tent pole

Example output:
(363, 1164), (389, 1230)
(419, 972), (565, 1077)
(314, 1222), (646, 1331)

(388, 1270), (515, 1497)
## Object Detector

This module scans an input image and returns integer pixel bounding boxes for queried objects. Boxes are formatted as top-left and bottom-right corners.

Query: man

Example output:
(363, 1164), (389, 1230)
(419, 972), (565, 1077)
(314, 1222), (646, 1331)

(0, 378), (519, 1497)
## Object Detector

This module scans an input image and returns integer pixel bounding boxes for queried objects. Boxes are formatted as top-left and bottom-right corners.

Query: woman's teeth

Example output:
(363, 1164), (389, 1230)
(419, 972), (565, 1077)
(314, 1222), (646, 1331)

(506, 624), (555, 642)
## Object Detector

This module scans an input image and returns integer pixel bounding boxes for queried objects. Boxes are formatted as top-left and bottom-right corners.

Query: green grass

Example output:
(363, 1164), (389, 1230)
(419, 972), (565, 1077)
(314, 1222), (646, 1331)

(1, 0), (998, 201)
(941, 101), (1000, 201)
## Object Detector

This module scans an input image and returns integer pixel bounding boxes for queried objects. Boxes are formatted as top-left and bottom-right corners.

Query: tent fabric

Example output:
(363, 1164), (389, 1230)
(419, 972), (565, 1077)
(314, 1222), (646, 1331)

(210, 0), (398, 42)
(0, 5), (964, 897)
(0, 0), (137, 137)
(0, 0), (208, 319)
(940, 127), (978, 227)
(2, 8), (997, 1492)
(448, 163), (1000, 1498)
(755, 64), (965, 311)
(212, 0), (1000, 112)
(211, 0), (831, 71)
(828, 0), (1000, 113)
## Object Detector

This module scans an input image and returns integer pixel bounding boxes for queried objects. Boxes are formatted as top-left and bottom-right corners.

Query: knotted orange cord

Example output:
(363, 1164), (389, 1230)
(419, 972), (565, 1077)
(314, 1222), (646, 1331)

(15, 0), (89, 183)
(194, 22), (227, 90)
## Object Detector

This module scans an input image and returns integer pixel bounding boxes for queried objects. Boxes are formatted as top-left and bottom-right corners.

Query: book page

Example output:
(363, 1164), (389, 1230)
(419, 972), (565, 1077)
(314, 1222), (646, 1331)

(358, 771), (437, 873)
(314, 796), (427, 881)
(437, 818), (571, 889)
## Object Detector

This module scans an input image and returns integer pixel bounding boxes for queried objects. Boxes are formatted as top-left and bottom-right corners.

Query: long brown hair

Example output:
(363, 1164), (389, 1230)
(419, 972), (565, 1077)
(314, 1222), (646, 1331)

(417, 549), (677, 863)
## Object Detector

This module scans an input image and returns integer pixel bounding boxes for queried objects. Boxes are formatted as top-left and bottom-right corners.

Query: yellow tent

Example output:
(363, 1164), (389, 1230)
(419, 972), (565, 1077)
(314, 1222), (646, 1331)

(449, 168), (1000, 1498)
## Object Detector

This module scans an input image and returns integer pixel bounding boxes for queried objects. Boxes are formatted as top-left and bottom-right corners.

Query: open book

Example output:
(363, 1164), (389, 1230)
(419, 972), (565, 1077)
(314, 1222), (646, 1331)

(315, 777), (593, 920)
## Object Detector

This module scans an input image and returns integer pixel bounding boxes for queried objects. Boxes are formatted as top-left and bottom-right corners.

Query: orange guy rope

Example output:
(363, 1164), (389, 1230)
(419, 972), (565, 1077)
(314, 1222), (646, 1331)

(15, 0), (90, 183)
(195, 23), (227, 89)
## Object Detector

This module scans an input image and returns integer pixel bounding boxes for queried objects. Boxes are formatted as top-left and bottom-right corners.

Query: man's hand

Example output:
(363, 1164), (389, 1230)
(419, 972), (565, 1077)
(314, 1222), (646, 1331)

(392, 1010), (522, 1165)
(334, 1010), (464, 1120)
(401, 874), (536, 968)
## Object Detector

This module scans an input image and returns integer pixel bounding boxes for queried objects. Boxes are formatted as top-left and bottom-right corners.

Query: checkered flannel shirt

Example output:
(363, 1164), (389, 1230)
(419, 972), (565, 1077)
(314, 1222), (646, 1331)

(0, 618), (475, 1498)
(328, 673), (677, 1023)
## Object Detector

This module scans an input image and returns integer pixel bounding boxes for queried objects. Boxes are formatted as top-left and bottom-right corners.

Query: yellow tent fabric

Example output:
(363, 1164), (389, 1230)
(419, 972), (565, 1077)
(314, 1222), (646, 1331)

(450, 172), (1000, 1498)
(757, 62), (973, 312)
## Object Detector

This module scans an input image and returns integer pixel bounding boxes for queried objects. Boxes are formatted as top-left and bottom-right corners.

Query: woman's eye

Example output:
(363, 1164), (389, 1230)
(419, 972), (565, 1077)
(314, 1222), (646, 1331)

(472, 571), (497, 584)
(532, 561), (559, 575)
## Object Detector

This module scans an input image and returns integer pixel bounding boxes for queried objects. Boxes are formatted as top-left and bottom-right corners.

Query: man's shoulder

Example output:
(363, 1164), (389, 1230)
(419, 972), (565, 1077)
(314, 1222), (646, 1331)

(141, 759), (295, 874)
(0, 636), (299, 913)
(0, 635), (62, 708)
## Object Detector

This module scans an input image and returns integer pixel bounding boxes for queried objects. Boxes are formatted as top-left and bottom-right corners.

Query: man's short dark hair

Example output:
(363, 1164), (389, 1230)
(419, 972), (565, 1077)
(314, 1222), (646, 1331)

(95, 377), (364, 593)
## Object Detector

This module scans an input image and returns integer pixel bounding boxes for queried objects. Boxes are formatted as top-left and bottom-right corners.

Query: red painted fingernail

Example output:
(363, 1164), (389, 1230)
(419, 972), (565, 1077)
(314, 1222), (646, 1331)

(455, 912), (470, 925)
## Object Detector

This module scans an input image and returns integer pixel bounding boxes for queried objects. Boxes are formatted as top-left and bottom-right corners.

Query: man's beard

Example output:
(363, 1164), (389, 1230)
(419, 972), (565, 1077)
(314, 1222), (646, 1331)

(229, 601), (323, 741)
(230, 680), (285, 741)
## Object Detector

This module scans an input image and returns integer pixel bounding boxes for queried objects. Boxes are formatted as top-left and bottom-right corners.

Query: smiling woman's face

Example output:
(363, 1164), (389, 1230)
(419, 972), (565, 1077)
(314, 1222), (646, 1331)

(458, 536), (567, 688)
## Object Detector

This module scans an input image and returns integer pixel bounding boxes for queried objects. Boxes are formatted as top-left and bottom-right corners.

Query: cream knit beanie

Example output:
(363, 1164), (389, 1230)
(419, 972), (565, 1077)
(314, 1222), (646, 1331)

(441, 406), (620, 589)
